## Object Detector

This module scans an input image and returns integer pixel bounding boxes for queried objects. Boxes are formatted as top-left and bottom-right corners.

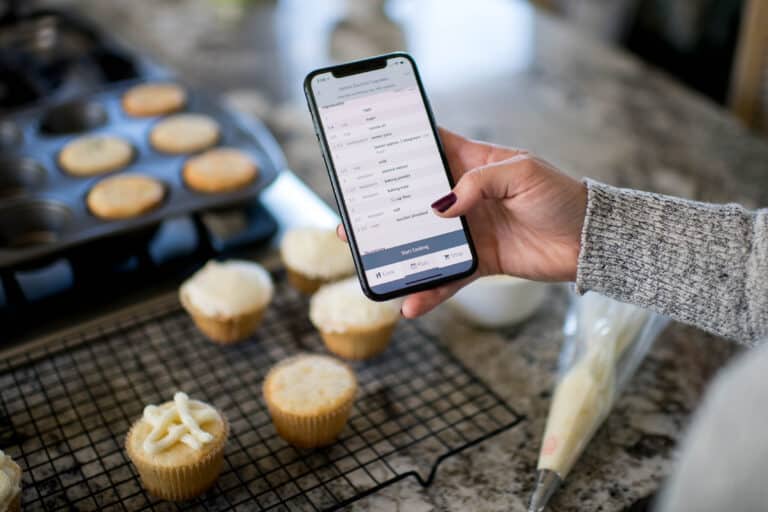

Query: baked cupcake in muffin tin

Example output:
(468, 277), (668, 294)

(87, 174), (165, 220)
(183, 147), (259, 193)
(58, 134), (134, 176)
(122, 83), (187, 117)
(150, 113), (221, 155)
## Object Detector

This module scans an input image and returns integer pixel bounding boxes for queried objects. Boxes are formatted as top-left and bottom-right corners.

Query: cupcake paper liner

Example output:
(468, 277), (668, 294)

(320, 323), (396, 360)
(285, 267), (330, 295)
(180, 292), (266, 344)
(7, 491), (20, 512)
(126, 413), (229, 501)
(264, 390), (355, 449)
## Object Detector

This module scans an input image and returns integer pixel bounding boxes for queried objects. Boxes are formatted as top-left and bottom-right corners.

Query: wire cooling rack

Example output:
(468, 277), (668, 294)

(0, 273), (524, 511)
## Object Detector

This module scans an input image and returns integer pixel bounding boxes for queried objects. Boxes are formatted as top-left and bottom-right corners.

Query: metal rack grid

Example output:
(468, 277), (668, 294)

(0, 274), (524, 511)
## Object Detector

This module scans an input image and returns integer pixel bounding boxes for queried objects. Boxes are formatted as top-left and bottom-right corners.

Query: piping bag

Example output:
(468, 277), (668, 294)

(528, 292), (669, 512)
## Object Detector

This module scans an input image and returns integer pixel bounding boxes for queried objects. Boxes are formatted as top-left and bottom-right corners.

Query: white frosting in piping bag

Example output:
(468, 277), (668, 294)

(142, 392), (220, 454)
(537, 293), (651, 478)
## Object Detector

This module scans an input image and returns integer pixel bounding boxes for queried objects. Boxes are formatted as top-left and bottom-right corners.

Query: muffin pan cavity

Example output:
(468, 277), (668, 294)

(0, 156), (46, 197)
(0, 201), (72, 249)
(0, 120), (22, 147)
(40, 99), (108, 135)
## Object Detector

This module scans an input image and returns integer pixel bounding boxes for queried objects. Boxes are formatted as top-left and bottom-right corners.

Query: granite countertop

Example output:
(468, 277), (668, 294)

(56, 0), (768, 510)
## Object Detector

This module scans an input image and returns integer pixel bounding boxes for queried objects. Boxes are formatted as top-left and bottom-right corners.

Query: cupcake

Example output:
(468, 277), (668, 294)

(180, 259), (273, 344)
(126, 392), (228, 501)
(263, 354), (357, 448)
(0, 450), (21, 512)
(280, 227), (355, 294)
(122, 82), (187, 117)
(183, 147), (259, 193)
(87, 174), (165, 220)
(59, 134), (134, 176)
(310, 277), (401, 360)
(150, 113), (220, 154)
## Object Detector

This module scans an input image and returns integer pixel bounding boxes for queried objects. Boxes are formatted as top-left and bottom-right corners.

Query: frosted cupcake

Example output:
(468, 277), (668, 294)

(280, 227), (355, 294)
(0, 450), (21, 512)
(126, 392), (229, 501)
(180, 259), (273, 344)
(263, 354), (357, 448)
(310, 277), (401, 360)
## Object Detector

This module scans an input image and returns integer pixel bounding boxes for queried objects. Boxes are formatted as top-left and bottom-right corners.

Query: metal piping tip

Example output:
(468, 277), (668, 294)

(528, 469), (562, 512)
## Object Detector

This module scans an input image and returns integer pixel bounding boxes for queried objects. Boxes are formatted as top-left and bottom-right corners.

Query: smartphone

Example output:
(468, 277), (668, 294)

(304, 52), (478, 300)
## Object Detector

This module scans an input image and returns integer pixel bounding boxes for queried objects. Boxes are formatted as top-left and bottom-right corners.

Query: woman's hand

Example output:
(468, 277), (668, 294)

(337, 128), (588, 318)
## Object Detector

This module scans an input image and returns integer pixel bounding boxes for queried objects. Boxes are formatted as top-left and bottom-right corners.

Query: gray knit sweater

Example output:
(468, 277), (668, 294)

(575, 179), (768, 345)
(574, 179), (768, 512)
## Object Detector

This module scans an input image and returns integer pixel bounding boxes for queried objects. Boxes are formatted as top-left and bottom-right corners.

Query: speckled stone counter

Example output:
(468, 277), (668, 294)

(55, 0), (768, 509)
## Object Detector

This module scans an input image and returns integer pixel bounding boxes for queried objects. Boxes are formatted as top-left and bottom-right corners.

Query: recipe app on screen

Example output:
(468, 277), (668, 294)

(311, 58), (473, 293)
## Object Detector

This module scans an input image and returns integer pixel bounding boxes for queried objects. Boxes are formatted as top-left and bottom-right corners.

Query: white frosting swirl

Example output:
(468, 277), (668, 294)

(280, 227), (355, 279)
(309, 277), (401, 333)
(181, 260), (273, 317)
(142, 392), (220, 454)
(0, 450), (20, 507)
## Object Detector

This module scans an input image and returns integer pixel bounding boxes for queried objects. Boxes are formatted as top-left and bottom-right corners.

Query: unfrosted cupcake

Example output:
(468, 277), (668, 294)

(310, 277), (401, 360)
(263, 354), (357, 448)
(280, 227), (355, 294)
(0, 450), (21, 512)
(126, 392), (228, 501)
(180, 260), (273, 344)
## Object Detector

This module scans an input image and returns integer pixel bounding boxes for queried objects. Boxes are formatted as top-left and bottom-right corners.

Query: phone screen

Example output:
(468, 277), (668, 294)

(308, 55), (475, 297)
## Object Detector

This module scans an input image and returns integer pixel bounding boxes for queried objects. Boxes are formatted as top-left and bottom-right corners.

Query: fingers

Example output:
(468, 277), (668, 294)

(431, 154), (533, 217)
(336, 223), (348, 243)
(336, 219), (473, 318)
(437, 127), (469, 160)
(401, 277), (472, 318)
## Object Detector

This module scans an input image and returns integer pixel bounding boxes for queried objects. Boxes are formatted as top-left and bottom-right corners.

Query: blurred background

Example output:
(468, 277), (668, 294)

(2, 0), (766, 315)
(5, 0), (764, 133)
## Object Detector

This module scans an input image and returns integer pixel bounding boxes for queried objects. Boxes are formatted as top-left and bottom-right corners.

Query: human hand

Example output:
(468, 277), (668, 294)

(338, 128), (587, 318)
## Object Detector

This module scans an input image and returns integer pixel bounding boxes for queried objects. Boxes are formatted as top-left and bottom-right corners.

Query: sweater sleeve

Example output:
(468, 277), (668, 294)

(575, 179), (768, 346)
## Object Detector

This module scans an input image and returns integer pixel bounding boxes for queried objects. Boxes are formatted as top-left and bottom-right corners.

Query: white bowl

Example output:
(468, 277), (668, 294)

(448, 275), (548, 328)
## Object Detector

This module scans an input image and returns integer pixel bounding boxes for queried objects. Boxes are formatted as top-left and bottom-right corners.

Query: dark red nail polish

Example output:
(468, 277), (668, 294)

(431, 192), (456, 212)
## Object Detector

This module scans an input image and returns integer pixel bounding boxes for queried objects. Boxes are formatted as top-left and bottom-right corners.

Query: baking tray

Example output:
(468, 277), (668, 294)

(0, 80), (285, 269)
(0, 271), (524, 510)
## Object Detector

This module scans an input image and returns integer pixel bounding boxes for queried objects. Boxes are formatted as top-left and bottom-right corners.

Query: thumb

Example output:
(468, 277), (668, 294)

(430, 155), (530, 217)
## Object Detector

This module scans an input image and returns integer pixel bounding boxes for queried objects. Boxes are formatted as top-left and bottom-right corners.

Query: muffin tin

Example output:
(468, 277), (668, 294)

(0, 80), (285, 268)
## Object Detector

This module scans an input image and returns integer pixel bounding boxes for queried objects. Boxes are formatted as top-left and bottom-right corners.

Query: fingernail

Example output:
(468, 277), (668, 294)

(431, 192), (456, 212)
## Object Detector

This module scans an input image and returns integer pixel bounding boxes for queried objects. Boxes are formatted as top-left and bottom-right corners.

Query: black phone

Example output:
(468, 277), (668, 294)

(304, 52), (478, 301)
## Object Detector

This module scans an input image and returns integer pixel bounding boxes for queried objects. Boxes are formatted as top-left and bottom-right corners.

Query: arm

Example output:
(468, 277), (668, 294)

(576, 179), (768, 345)
(335, 130), (768, 345)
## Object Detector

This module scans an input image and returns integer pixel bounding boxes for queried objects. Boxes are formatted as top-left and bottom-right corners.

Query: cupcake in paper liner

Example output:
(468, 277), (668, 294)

(310, 277), (401, 360)
(126, 392), (229, 501)
(263, 354), (357, 448)
(180, 259), (273, 344)
(280, 227), (355, 294)
(0, 449), (22, 512)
